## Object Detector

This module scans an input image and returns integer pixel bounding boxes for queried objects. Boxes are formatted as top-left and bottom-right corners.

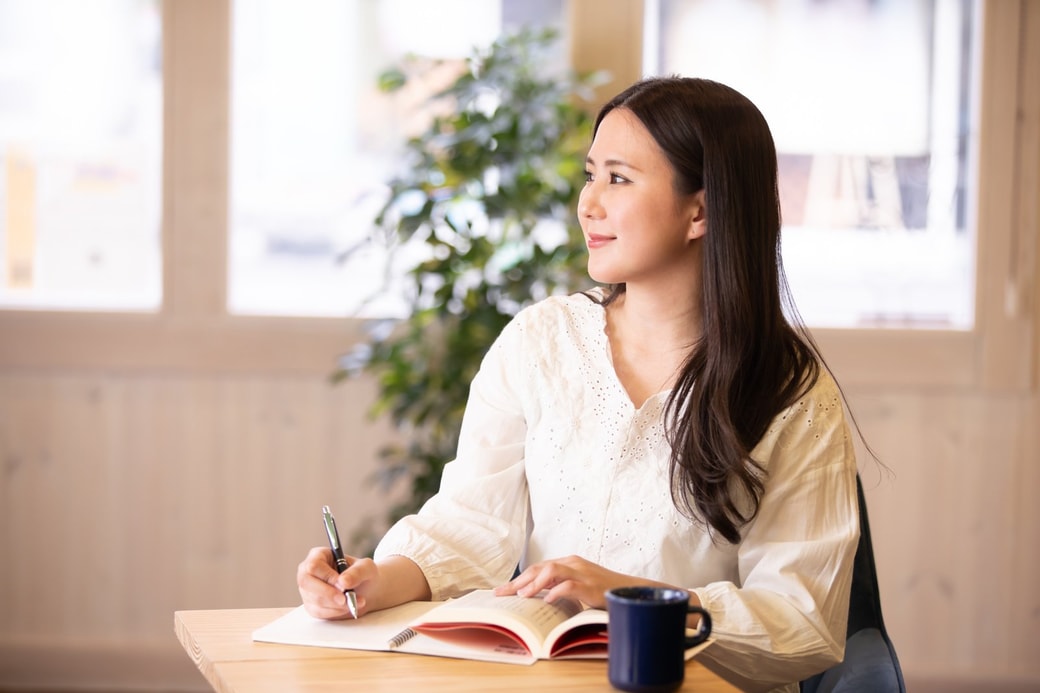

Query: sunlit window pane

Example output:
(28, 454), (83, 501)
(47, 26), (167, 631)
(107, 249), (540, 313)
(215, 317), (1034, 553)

(0, 0), (162, 311)
(649, 0), (977, 329)
(229, 0), (565, 318)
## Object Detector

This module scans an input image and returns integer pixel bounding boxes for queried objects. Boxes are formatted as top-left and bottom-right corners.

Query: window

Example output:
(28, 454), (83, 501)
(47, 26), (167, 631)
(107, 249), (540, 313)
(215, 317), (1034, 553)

(0, 0), (162, 311)
(646, 0), (977, 330)
(0, 0), (1033, 394)
(228, 0), (565, 318)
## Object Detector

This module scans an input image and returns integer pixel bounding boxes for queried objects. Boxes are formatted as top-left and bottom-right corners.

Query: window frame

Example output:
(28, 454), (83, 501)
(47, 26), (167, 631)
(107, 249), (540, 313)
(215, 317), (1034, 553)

(0, 0), (361, 376)
(0, 0), (1035, 393)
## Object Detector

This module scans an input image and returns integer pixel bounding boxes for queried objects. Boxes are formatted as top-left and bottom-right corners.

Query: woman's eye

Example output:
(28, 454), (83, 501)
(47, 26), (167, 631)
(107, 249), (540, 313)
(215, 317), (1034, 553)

(584, 170), (629, 184)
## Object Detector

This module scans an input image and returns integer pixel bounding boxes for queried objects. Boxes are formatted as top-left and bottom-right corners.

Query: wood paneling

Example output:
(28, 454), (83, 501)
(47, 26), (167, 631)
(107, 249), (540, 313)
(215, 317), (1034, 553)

(0, 372), (401, 690)
(1, 375), (1038, 689)
(846, 389), (1040, 679)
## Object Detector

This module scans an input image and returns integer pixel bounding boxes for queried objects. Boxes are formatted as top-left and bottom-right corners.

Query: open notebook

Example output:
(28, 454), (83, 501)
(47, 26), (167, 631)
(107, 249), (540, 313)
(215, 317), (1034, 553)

(253, 589), (712, 666)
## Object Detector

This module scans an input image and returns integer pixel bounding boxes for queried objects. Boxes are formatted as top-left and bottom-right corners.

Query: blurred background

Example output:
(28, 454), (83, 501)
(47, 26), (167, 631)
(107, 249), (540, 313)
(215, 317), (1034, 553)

(0, 1), (1037, 691)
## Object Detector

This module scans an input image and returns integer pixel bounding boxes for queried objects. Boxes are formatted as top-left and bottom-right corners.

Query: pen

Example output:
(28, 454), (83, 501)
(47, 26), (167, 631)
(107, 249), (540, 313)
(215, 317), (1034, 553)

(321, 505), (358, 619)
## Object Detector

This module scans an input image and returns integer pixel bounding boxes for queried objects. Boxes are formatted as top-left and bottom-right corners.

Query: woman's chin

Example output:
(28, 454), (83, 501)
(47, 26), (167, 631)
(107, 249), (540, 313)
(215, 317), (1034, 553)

(586, 264), (620, 286)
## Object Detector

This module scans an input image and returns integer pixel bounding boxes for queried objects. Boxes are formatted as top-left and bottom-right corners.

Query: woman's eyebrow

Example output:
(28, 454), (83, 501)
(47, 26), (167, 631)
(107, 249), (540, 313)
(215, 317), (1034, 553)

(585, 155), (643, 172)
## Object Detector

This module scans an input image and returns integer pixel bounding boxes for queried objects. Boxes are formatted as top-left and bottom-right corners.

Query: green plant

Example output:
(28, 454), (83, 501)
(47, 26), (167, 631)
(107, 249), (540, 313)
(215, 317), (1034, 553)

(334, 27), (605, 550)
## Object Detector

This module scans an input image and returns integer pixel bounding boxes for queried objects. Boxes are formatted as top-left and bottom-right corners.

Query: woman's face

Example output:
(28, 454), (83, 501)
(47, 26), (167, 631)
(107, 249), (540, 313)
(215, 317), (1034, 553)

(578, 108), (704, 288)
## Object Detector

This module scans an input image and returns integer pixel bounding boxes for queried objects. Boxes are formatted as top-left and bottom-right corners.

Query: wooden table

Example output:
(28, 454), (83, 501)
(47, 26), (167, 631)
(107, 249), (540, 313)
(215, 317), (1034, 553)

(175, 607), (740, 693)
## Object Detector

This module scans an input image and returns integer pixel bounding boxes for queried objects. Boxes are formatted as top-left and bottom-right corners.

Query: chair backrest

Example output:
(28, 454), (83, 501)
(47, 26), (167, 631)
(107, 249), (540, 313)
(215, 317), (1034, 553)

(846, 474), (888, 636)
(800, 475), (906, 693)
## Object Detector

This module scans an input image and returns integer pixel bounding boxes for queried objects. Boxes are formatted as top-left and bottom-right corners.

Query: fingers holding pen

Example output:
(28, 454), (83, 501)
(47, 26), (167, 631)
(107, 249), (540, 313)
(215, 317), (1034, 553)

(297, 547), (371, 619)
(297, 547), (343, 618)
(336, 555), (376, 605)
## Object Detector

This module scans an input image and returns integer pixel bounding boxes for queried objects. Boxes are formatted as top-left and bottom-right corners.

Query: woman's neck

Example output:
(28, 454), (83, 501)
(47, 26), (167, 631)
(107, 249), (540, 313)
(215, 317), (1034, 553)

(609, 282), (701, 351)
(604, 287), (701, 408)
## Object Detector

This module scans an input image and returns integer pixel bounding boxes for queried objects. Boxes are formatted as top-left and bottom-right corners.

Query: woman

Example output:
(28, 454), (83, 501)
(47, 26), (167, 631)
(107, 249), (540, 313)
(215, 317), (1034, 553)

(297, 77), (859, 692)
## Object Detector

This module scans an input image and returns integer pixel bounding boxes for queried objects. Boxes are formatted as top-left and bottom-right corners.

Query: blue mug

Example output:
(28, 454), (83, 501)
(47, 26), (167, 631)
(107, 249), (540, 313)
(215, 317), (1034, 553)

(606, 586), (712, 693)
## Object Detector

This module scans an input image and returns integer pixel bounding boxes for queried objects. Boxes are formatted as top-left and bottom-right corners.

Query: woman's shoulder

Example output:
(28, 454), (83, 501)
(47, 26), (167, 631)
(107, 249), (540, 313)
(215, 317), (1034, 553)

(487, 290), (607, 363)
(765, 364), (847, 441)
(482, 290), (608, 381)
(510, 289), (605, 330)
(750, 364), (853, 477)
(802, 363), (843, 403)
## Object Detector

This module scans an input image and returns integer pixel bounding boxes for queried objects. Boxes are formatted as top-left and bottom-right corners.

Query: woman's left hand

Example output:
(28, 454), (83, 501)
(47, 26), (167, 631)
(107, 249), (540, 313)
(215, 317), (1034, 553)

(494, 555), (664, 608)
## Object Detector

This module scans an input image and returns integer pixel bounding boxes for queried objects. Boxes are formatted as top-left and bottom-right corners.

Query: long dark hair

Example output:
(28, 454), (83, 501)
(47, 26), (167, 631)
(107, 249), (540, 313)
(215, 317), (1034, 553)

(593, 76), (820, 544)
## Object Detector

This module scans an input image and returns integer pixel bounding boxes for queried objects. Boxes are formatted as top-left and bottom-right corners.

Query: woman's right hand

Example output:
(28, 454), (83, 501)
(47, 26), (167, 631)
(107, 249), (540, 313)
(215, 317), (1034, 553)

(296, 548), (432, 620)
(296, 546), (375, 620)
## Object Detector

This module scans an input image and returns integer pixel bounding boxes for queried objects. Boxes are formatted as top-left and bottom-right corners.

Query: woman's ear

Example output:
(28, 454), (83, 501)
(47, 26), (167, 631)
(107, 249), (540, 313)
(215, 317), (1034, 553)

(687, 189), (707, 240)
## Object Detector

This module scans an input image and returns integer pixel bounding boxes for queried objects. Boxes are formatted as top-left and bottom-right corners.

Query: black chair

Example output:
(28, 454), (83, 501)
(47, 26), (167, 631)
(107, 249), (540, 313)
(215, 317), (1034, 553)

(801, 475), (906, 693)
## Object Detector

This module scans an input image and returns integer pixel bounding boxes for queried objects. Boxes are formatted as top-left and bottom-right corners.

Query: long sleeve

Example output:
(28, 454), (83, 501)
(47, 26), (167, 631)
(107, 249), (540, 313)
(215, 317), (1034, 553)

(373, 317), (531, 600)
(690, 373), (860, 692)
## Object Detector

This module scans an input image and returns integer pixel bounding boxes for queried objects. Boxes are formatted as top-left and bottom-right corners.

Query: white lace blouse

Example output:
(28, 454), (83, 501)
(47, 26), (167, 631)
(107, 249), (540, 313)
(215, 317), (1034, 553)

(374, 291), (859, 692)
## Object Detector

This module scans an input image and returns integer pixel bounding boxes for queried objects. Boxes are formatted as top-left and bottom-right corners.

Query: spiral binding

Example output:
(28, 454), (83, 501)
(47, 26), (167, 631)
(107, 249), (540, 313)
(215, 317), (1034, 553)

(387, 627), (418, 649)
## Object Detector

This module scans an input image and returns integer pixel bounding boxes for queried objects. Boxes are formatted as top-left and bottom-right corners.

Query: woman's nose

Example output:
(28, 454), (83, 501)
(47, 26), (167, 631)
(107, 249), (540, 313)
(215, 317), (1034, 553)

(578, 185), (603, 219)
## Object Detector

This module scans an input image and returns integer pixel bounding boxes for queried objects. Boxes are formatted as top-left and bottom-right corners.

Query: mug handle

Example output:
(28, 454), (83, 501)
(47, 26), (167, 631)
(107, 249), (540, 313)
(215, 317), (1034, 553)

(684, 606), (712, 648)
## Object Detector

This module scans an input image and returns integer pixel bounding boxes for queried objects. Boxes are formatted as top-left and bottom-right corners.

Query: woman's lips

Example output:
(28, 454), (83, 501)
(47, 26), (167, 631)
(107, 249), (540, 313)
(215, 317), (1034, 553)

(586, 234), (615, 249)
